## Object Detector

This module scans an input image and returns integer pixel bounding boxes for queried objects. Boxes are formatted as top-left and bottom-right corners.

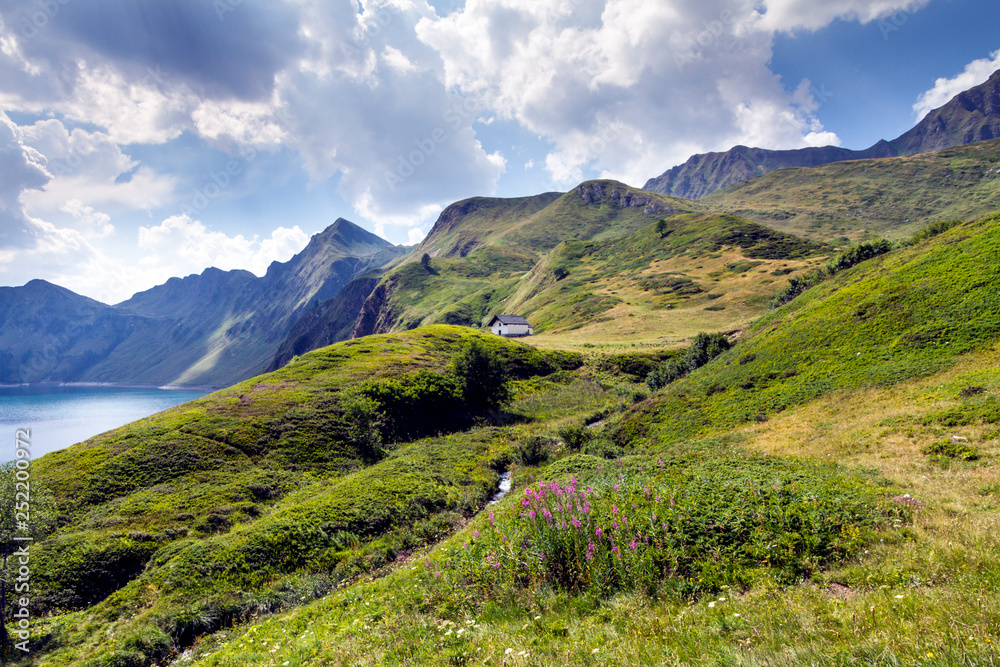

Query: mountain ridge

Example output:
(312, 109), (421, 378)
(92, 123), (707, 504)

(0, 218), (407, 387)
(644, 69), (1000, 199)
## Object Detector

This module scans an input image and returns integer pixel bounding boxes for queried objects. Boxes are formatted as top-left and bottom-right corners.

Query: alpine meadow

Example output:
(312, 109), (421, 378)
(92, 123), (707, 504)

(3, 15), (1000, 667)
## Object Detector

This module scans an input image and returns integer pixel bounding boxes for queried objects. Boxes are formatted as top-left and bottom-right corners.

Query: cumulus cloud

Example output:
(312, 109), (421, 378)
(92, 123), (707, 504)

(137, 215), (309, 285)
(0, 110), (51, 250)
(913, 50), (1000, 121)
(416, 0), (845, 186)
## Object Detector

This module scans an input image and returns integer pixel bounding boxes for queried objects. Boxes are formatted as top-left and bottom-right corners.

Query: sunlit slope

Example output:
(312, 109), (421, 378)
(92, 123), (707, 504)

(704, 138), (1000, 242)
(606, 211), (1000, 447)
(356, 212), (829, 348)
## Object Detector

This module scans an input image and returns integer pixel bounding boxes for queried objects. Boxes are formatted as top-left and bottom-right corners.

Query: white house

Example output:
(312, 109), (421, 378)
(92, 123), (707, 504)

(488, 315), (533, 337)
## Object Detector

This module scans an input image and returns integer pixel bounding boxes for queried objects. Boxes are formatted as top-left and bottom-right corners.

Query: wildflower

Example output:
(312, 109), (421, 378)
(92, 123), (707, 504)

(591, 648), (600, 654)
(596, 465), (601, 471)
(614, 484), (620, 491)
(629, 540), (638, 550)
(572, 518), (582, 529)
(612, 506), (619, 514)
(708, 601), (716, 608)
(529, 510), (536, 518)
(488, 512), (495, 526)
(473, 531), (479, 538)
(612, 522), (619, 531)
(596, 527), (603, 540)
(505, 648), (514, 655)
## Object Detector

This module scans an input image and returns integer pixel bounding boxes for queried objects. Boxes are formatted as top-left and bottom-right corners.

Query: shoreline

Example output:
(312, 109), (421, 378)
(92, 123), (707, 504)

(0, 382), (218, 392)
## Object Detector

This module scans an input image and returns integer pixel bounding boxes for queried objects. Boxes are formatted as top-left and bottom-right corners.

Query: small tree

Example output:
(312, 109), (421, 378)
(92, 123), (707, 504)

(656, 219), (668, 238)
(420, 253), (432, 271)
(451, 338), (510, 412)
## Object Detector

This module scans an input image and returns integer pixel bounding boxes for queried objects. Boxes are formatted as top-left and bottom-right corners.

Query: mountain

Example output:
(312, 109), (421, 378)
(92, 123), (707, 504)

(0, 280), (147, 383)
(704, 137), (1000, 241)
(267, 181), (702, 361)
(20, 210), (1000, 666)
(0, 219), (408, 387)
(332, 182), (828, 348)
(645, 68), (1000, 199)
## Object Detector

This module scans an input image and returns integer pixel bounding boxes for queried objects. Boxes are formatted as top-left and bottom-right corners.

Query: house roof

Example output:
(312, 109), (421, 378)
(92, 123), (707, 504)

(489, 314), (531, 326)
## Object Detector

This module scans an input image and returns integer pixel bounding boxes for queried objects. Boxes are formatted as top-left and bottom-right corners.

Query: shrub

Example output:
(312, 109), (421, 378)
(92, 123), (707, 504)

(458, 457), (909, 598)
(912, 218), (963, 244)
(451, 339), (510, 411)
(827, 238), (894, 273)
(557, 425), (593, 451)
(646, 332), (731, 390)
(512, 436), (554, 466)
(922, 441), (980, 461)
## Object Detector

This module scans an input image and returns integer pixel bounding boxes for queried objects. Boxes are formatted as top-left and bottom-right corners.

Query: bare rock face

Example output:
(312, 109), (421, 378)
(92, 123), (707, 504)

(576, 182), (674, 216)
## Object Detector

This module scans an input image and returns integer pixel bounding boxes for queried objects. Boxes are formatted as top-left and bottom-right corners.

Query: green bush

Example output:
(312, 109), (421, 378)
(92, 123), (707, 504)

(451, 338), (511, 411)
(512, 436), (554, 466)
(458, 457), (908, 598)
(557, 425), (593, 451)
(922, 440), (980, 461)
(646, 332), (731, 390)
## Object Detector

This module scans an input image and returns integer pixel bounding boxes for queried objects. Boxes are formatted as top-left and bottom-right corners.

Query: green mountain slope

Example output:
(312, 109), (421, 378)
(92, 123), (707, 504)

(606, 210), (1000, 447)
(21, 326), (579, 665)
(703, 138), (1000, 242)
(12, 213), (1000, 666)
(414, 180), (696, 261)
(349, 210), (827, 349)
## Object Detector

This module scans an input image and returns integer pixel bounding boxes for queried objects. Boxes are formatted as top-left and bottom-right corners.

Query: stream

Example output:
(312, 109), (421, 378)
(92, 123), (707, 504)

(489, 471), (512, 504)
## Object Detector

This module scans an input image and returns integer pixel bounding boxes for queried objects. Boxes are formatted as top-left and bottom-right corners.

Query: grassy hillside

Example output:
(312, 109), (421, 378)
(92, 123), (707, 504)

(14, 326), (581, 665)
(8, 212), (1000, 665)
(357, 212), (829, 350)
(149, 211), (1000, 667)
(414, 180), (698, 261)
(705, 138), (1000, 242)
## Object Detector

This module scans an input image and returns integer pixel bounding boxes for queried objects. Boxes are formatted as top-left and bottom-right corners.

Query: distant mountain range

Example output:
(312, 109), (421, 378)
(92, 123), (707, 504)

(0, 219), (407, 387)
(4, 70), (1000, 390)
(644, 69), (1000, 199)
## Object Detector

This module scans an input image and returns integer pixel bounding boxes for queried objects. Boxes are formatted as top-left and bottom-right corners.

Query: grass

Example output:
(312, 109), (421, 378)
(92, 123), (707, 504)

(8, 209), (1000, 665)
(705, 138), (1000, 243)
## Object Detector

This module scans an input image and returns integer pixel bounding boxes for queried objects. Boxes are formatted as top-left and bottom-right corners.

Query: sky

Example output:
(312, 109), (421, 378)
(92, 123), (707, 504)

(0, 0), (998, 304)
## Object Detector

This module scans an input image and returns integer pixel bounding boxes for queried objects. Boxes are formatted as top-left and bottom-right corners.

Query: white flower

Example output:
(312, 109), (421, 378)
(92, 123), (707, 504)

(591, 648), (600, 654)
(894, 595), (904, 599)
(505, 648), (514, 655)
(708, 601), (716, 608)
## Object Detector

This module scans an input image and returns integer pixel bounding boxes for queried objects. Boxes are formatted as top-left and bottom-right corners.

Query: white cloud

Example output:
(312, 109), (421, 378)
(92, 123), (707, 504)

(417, 0), (845, 187)
(913, 50), (1000, 121)
(407, 226), (427, 245)
(754, 0), (932, 33)
(137, 215), (309, 285)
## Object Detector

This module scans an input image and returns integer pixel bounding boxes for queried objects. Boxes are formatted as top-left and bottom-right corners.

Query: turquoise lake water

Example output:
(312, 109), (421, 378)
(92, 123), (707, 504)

(0, 385), (209, 462)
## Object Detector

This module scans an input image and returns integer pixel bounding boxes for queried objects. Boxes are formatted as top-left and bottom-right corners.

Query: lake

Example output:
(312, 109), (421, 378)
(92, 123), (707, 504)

(1, 385), (210, 462)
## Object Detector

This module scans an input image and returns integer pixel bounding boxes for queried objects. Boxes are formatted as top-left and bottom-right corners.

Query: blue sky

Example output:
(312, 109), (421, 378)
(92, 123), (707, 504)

(0, 0), (998, 303)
